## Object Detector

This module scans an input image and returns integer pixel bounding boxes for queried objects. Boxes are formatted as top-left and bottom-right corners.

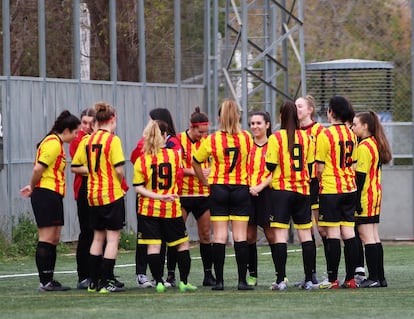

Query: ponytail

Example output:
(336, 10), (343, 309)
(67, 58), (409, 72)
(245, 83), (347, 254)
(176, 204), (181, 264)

(143, 120), (165, 156)
(355, 111), (392, 164)
(37, 110), (80, 148)
(280, 101), (299, 154)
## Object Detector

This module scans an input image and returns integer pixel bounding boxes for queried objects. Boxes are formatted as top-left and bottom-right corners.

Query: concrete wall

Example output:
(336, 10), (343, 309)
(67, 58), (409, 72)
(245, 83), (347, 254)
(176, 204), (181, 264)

(379, 166), (414, 240)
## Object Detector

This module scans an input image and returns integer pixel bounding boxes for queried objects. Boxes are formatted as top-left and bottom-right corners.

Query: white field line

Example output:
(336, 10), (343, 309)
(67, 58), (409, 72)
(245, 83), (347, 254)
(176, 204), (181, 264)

(0, 249), (302, 279)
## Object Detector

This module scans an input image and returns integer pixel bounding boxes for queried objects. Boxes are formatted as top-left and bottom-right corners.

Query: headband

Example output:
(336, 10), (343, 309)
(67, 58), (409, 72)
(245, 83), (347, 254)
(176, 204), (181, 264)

(190, 121), (209, 127)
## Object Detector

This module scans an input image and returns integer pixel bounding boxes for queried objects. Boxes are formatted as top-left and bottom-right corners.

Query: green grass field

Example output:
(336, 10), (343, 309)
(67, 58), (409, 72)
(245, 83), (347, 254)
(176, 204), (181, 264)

(0, 243), (413, 319)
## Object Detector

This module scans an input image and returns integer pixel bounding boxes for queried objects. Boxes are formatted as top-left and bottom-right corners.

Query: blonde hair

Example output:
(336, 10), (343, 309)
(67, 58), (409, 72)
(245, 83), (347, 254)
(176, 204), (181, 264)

(143, 120), (165, 156)
(218, 99), (241, 134)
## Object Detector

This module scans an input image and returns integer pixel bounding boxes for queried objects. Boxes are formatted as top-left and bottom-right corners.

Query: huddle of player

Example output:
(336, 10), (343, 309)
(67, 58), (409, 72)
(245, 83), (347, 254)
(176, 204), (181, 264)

(22, 96), (390, 293)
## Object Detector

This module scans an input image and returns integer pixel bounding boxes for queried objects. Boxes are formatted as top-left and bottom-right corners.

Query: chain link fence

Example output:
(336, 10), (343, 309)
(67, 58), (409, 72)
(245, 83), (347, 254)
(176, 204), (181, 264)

(303, 0), (412, 164)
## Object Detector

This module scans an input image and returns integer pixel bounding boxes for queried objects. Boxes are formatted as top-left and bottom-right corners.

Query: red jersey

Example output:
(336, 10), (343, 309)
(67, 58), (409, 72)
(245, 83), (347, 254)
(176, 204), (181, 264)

(70, 129), (88, 200)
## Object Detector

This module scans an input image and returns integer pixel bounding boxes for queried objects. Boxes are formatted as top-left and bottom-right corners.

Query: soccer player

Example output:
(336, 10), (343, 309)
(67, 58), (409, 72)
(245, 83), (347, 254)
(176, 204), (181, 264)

(20, 110), (80, 291)
(295, 95), (325, 286)
(133, 119), (197, 293)
(192, 99), (253, 291)
(352, 111), (392, 288)
(177, 106), (215, 286)
(130, 108), (182, 288)
(69, 108), (95, 289)
(71, 101), (126, 293)
(246, 111), (274, 287)
(266, 101), (316, 291)
(316, 96), (359, 289)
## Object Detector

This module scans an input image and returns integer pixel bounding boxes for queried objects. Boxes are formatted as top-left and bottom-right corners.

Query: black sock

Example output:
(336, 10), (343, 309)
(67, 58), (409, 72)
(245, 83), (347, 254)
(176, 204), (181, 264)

(89, 254), (103, 287)
(326, 238), (341, 282)
(311, 235), (317, 274)
(50, 244), (57, 271)
(376, 242), (385, 281)
(354, 227), (365, 271)
(159, 241), (166, 278)
(212, 243), (226, 283)
(101, 258), (115, 283)
(364, 243), (379, 281)
(247, 243), (257, 277)
(200, 243), (213, 275)
(344, 237), (357, 281)
(167, 246), (177, 279)
(302, 240), (316, 282)
(234, 241), (249, 284)
(36, 241), (55, 285)
(135, 243), (148, 275)
(148, 253), (162, 284)
(321, 236), (329, 272)
(177, 250), (191, 284)
(270, 243), (287, 283)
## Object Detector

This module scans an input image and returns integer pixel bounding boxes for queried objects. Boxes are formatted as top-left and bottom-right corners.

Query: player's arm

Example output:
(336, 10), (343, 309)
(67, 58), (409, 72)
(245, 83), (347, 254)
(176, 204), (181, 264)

(71, 139), (89, 175)
(71, 165), (88, 175)
(265, 134), (278, 172)
(316, 162), (324, 181)
(355, 171), (366, 214)
(135, 185), (178, 202)
(192, 157), (209, 186)
(249, 174), (272, 196)
(114, 163), (125, 184)
(20, 163), (46, 197)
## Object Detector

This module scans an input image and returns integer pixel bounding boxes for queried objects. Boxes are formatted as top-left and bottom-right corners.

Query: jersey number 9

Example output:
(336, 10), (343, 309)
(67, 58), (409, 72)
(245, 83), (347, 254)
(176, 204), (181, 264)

(150, 163), (172, 190)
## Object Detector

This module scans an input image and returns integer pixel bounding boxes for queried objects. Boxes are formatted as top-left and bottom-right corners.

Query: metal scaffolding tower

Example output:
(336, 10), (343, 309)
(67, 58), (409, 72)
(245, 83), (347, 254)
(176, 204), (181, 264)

(217, 0), (305, 127)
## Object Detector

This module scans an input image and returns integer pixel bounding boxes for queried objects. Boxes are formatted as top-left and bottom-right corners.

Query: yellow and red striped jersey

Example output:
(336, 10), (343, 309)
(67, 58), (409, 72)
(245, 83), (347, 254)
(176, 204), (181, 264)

(193, 130), (253, 185)
(316, 124), (357, 194)
(133, 148), (182, 218)
(248, 141), (272, 187)
(177, 131), (209, 196)
(266, 129), (314, 195)
(301, 122), (325, 179)
(72, 129), (125, 206)
(356, 136), (382, 217)
(35, 134), (67, 196)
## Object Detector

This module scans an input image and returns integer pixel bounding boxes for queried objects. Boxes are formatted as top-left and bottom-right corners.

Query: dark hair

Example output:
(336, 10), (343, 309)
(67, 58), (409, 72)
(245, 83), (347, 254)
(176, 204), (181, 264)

(94, 101), (116, 122)
(280, 100), (299, 153)
(249, 111), (272, 137)
(328, 96), (355, 124)
(38, 110), (80, 148)
(190, 106), (209, 126)
(355, 111), (392, 164)
(155, 120), (169, 136)
(149, 108), (177, 136)
(80, 107), (96, 119)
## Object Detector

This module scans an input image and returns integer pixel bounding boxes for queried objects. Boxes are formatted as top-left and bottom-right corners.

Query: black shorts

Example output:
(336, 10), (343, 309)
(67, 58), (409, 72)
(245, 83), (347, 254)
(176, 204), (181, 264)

(137, 214), (189, 247)
(355, 215), (380, 225)
(249, 187), (272, 227)
(310, 177), (319, 209)
(90, 197), (125, 231)
(31, 188), (64, 227)
(318, 192), (356, 227)
(209, 184), (251, 222)
(269, 190), (312, 229)
(180, 196), (209, 220)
